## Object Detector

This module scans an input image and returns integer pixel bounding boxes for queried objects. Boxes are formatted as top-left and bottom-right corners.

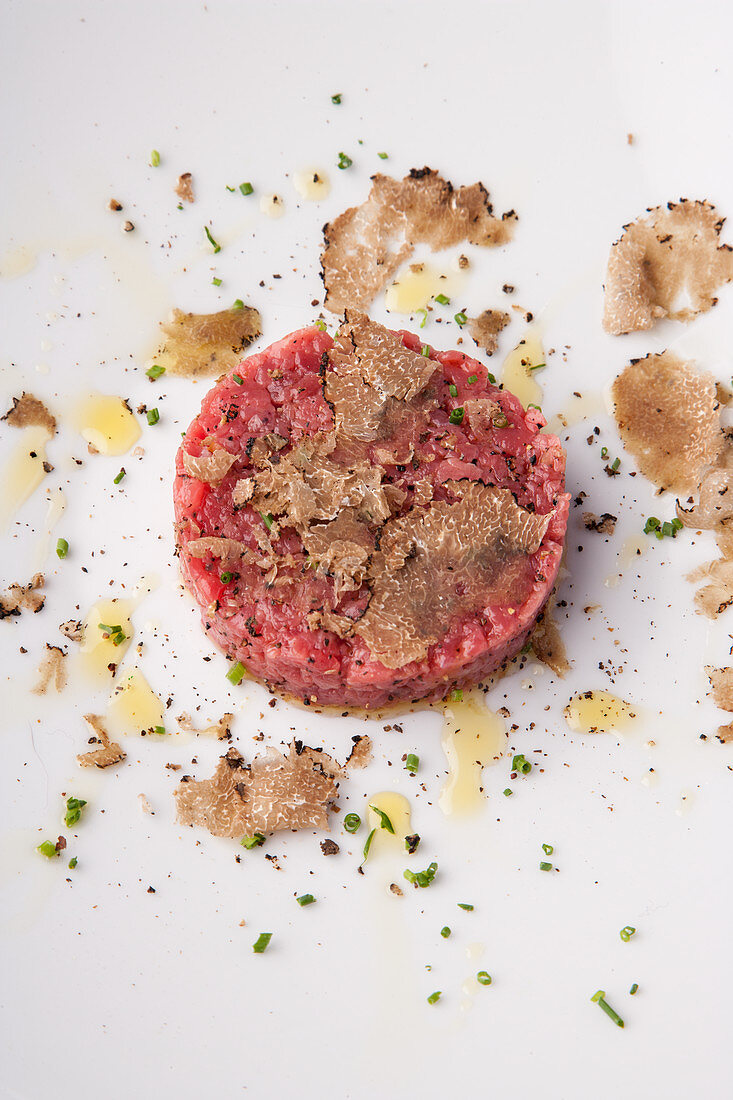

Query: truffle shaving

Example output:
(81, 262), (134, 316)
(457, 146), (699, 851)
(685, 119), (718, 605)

(354, 481), (552, 668)
(603, 199), (733, 334)
(176, 711), (234, 739)
(325, 311), (438, 446)
(174, 741), (342, 838)
(77, 714), (126, 768)
(345, 734), (373, 769)
(322, 169), (517, 312)
(59, 619), (83, 642)
(611, 352), (721, 493)
(186, 536), (250, 561)
(467, 309), (511, 355)
(182, 446), (237, 485)
(705, 666), (733, 742)
(0, 573), (45, 619)
(32, 644), (67, 695)
(530, 602), (570, 676)
(2, 392), (56, 434)
(153, 306), (262, 378)
(175, 172), (194, 203)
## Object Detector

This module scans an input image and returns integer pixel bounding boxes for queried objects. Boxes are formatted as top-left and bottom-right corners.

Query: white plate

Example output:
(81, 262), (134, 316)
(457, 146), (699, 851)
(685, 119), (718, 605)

(2, 2), (732, 1097)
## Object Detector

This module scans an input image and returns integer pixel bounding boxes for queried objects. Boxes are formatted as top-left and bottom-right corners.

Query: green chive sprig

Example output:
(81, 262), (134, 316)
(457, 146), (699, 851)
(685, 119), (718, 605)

(343, 813), (361, 833)
(404, 862), (437, 888)
(370, 806), (395, 834)
(65, 797), (87, 828)
(241, 833), (265, 849)
(253, 932), (272, 953)
(404, 754), (419, 775)
(337, 152), (353, 170)
(146, 364), (165, 380)
(511, 754), (532, 775)
(427, 991), (441, 1005)
(296, 894), (315, 907)
(56, 538), (68, 559)
(226, 661), (246, 686)
(591, 990), (624, 1028)
(477, 971), (492, 985)
(619, 926), (637, 943)
(204, 226), (221, 253)
(146, 408), (160, 426)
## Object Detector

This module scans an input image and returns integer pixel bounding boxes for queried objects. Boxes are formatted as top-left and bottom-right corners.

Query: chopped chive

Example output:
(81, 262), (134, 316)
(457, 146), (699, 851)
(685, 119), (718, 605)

(232, 374), (244, 385)
(404, 833), (420, 854)
(457, 903), (474, 911)
(204, 226), (221, 253)
(449, 407), (464, 425)
(343, 812), (361, 833)
(56, 538), (69, 559)
(252, 932), (272, 953)
(629, 983), (639, 995)
(220, 571), (234, 584)
(146, 408), (160, 426)
(404, 753), (419, 775)
(331, 93), (342, 104)
(98, 623), (126, 646)
(261, 513), (274, 531)
(467, 374), (478, 384)
(477, 971), (492, 986)
(590, 990), (624, 1028)
(241, 832), (265, 849)
(150, 149), (161, 167)
(314, 319), (327, 331)
(416, 309), (428, 329)
(225, 185), (236, 192)
(503, 787), (513, 797)
(511, 753), (532, 775)
(232, 299), (244, 310)
(427, 991), (441, 1005)
(440, 926), (451, 938)
(154, 725), (165, 735)
(177, 203), (184, 210)
(600, 446), (609, 460)
(226, 661), (246, 686)
(404, 862), (437, 888)
(37, 841), (59, 858)
(362, 827), (376, 861)
(212, 277), (222, 286)
(64, 797), (87, 828)
(527, 402), (541, 411)
(492, 413), (508, 428)
(369, 805), (395, 834)
(296, 894), (316, 906)
(542, 843), (554, 856)
(619, 926), (637, 942)
(611, 457), (620, 471)
(454, 312), (468, 326)
(434, 293), (450, 306)
(337, 152), (353, 170)
(146, 364), (166, 380)
(421, 345), (431, 357)
(239, 182), (254, 196)
(487, 372), (497, 385)
(449, 383), (458, 397)
(528, 362), (545, 372)
(377, 151), (389, 159)
(448, 688), (463, 702)
(68, 857), (77, 869)
(540, 861), (553, 872)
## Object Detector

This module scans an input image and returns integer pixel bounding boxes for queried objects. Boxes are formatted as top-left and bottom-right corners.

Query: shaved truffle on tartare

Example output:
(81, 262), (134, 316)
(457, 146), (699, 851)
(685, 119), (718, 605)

(174, 314), (569, 707)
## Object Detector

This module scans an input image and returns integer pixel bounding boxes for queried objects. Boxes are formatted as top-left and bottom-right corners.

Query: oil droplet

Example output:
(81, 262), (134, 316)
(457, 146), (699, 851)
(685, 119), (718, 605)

(33, 487), (66, 568)
(543, 391), (605, 435)
(107, 667), (165, 737)
(501, 330), (544, 409)
(79, 598), (134, 679)
(294, 168), (331, 201)
(384, 262), (461, 314)
(604, 535), (648, 588)
(0, 244), (38, 279)
(260, 193), (285, 219)
(0, 426), (52, 528)
(366, 792), (412, 857)
(564, 690), (638, 734)
(73, 394), (141, 455)
(439, 694), (505, 816)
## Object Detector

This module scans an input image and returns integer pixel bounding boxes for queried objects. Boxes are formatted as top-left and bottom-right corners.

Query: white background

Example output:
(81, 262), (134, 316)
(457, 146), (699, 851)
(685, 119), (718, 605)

(1, 2), (732, 1098)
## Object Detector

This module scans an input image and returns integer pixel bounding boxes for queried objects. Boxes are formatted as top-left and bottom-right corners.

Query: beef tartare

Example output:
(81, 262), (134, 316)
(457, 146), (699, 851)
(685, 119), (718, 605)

(174, 313), (569, 708)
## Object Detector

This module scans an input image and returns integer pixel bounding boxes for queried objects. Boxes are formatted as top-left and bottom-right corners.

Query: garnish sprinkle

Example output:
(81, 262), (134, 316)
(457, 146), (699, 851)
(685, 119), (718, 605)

(232, 299), (244, 310)
(404, 861), (438, 888)
(477, 971), (492, 985)
(619, 926), (637, 942)
(416, 309), (428, 329)
(542, 843), (554, 856)
(241, 832), (265, 849)
(37, 841), (59, 858)
(454, 312), (468, 326)
(146, 408), (160, 426)
(204, 226), (221, 253)
(540, 861), (553, 872)
(65, 797), (87, 828)
(457, 903), (474, 911)
(337, 152), (353, 170)
(404, 753), (419, 775)
(146, 364), (166, 380)
(150, 149), (160, 167)
(629, 983), (639, 995)
(440, 927), (451, 938)
(344, 813), (361, 833)
(114, 468), (126, 484)
(331, 93), (342, 104)
(68, 857), (77, 869)
(252, 932), (272, 954)
(591, 990), (624, 1028)
(434, 293), (450, 306)
(362, 827), (376, 862)
(370, 805), (395, 834)
(239, 182), (254, 196)
(98, 623), (126, 646)
(212, 277), (222, 286)
(56, 538), (68, 559)
(449, 407), (464, 425)
(226, 661), (246, 686)
(232, 374), (244, 385)
(296, 894), (316, 907)
(511, 754), (532, 775)
(427, 991), (441, 1005)
(404, 833), (420, 854)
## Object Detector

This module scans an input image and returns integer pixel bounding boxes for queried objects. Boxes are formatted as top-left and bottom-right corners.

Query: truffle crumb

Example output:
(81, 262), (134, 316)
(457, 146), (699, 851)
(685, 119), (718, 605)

(77, 714), (126, 768)
(175, 172), (195, 203)
(320, 839), (339, 856)
(530, 602), (570, 677)
(59, 619), (83, 642)
(176, 711), (234, 740)
(466, 309), (511, 356)
(1, 573), (45, 620)
(582, 512), (618, 534)
(32, 644), (67, 695)
(2, 392), (56, 435)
